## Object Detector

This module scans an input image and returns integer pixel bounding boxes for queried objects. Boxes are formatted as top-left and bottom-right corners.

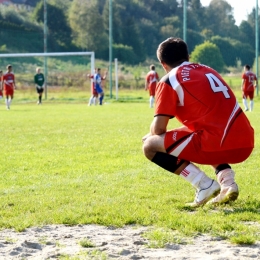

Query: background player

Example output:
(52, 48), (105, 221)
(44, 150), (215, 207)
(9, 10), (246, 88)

(93, 68), (107, 106)
(2, 65), (16, 110)
(34, 67), (45, 105)
(142, 37), (254, 207)
(0, 70), (3, 101)
(241, 64), (258, 112)
(87, 68), (98, 106)
(145, 64), (159, 108)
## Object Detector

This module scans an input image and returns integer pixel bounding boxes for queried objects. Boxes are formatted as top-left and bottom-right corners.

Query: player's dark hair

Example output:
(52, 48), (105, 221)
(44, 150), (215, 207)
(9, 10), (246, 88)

(157, 37), (189, 68)
(245, 64), (250, 70)
(150, 64), (155, 70)
(7, 64), (12, 69)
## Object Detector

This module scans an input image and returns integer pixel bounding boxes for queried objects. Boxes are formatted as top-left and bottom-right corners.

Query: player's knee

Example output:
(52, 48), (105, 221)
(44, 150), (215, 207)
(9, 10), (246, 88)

(142, 139), (158, 161)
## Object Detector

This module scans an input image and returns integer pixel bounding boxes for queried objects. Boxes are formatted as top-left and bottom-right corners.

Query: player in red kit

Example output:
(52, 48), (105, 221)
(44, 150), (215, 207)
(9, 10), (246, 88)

(142, 37), (254, 207)
(2, 65), (16, 110)
(145, 64), (159, 108)
(241, 64), (258, 112)
(87, 69), (98, 106)
(87, 68), (107, 106)
(0, 70), (3, 100)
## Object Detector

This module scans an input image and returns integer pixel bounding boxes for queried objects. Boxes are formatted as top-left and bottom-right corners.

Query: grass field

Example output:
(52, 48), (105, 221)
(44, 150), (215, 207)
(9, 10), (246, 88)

(0, 89), (260, 248)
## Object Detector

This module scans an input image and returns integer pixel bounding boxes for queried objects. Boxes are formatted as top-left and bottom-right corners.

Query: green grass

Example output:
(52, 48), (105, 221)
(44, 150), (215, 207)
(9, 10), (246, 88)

(0, 90), (260, 247)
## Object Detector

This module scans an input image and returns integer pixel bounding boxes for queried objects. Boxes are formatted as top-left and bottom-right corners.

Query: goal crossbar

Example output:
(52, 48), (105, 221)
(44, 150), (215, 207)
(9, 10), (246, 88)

(0, 52), (95, 99)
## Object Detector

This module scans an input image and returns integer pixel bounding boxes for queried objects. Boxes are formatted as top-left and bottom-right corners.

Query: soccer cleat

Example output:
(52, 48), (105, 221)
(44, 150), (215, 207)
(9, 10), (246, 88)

(244, 108), (249, 112)
(207, 169), (239, 205)
(186, 180), (220, 207)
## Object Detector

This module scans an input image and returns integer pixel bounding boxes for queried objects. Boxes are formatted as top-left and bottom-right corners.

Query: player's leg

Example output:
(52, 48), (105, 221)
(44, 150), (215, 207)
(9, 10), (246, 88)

(149, 95), (154, 108)
(39, 93), (42, 104)
(249, 91), (254, 111)
(5, 94), (9, 109)
(88, 94), (94, 106)
(99, 92), (104, 105)
(149, 85), (155, 108)
(9, 94), (13, 108)
(88, 84), (96, 106)
(94, 85), (104, 105)
(4, 88), (9, 109)
(37, 88), (43, 104)
(94, 94), (98, 105)
(242, 92), (249, 111)
(142, 127), (220, 207)
(207, 164), (239, 205)
(39, 89), (43, 104)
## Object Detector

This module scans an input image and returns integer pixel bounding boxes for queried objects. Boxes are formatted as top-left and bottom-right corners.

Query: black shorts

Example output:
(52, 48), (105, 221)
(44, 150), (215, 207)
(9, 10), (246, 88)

(36, 87), (44, 94)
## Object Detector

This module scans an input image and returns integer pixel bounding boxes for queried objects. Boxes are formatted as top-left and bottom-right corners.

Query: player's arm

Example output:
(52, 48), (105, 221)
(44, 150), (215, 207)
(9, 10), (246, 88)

(142, 115), (169, 143)
(13, 75), (16, 89)
(87, 73), (93, 79)
(156, 72), (159, 82)
(150, 115), (170, 135)
(241, 79), (245, 90)
(145, 82), (148, 90)
(145, 77), (149, 90)
(102, 71), (108, 80)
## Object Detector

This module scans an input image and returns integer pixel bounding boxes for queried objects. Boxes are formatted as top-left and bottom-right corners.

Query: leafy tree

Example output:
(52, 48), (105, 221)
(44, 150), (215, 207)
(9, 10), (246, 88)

(210, 36), (237, 67)
(33, 1), (73, 50)
(121, 17), (145, 63)
(190, 41), (225, 72)
(232, 41), (255, 66)
(187, 0), (206, 31)
(69, 0), (107, 55)
(102, 0), (123, 45)
(113, 44), (136, 64)
(238, 21), (255, 49)
(204, 0), (239, 40)
(150, 0), (179, 17)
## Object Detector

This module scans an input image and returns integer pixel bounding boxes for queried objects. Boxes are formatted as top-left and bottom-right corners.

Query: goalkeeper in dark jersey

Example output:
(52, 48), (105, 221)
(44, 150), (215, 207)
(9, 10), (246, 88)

(34, 67), (45, 105)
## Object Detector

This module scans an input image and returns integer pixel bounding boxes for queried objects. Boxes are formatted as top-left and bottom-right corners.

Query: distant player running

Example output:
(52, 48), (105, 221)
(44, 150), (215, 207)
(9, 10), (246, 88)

(2, 65), (16, 110)
(145, 64), (159, 108)
(34, 67), (45, 105)
(241, 64), (258, 112)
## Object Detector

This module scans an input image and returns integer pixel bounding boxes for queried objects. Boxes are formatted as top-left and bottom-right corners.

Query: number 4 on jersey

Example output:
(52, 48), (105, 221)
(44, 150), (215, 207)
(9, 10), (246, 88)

(206, 73), (230, 98)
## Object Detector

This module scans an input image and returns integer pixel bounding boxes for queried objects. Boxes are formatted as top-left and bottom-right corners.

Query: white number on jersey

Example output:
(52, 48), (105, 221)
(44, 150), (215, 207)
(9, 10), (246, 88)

(205, 73), (230, 98)
(249, 75), (255, 83)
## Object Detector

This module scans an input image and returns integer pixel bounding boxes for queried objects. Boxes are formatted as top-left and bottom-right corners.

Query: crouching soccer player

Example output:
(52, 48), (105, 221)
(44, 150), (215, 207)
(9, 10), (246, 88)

(142, 37), (254, 207)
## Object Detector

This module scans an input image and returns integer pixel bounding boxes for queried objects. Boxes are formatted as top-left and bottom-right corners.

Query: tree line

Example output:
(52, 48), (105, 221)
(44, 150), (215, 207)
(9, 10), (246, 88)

(0, 0), (258, 71)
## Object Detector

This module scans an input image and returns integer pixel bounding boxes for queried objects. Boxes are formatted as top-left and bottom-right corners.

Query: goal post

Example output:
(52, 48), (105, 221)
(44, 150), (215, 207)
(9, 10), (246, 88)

(0, 51), (95, 99)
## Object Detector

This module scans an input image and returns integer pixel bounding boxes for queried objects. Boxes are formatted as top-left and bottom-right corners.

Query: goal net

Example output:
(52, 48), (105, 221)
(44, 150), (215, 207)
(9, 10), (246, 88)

(0, 52), (95, 101)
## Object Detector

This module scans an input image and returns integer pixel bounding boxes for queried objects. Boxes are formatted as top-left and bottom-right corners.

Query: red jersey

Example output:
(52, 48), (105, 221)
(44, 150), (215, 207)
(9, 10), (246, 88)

(146, 70), (159, 85)
(242, 71), (257, 92)
(146, 70), (159, 96)
(155, 62), (254, 152)
(2, 72), (15, 89)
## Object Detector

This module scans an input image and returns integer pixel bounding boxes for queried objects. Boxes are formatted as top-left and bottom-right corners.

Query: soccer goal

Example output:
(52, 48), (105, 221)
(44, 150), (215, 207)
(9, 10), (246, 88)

(0, 51), (95, 99)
